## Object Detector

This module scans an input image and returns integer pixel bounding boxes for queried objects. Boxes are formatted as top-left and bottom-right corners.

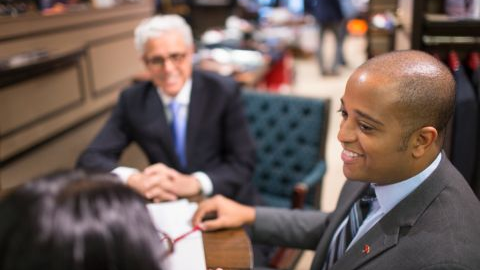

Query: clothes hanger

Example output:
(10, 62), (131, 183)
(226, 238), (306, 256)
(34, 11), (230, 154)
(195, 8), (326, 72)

(467, 52), (480, 71)
(448, 50), (461, 72)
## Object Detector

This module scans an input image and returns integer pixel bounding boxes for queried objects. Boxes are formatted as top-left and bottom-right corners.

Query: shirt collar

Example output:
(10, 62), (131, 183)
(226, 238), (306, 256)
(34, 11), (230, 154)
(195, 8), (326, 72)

(157, 79), (192, 106)
(372, 153), (442, 214)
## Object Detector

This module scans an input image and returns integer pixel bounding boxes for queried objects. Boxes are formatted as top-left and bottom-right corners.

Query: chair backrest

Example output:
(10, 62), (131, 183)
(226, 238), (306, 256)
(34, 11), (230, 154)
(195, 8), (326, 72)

(242, 90), (330, 209)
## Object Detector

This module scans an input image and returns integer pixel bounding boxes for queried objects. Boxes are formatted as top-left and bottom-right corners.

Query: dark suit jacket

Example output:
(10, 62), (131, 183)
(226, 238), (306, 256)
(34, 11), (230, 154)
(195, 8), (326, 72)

(253, 154), (480, 269)
(450, 65), (478, 185)
(471, 66), (480, 199)
(77, 70), (258, 205)
(306, 0), (343, 24)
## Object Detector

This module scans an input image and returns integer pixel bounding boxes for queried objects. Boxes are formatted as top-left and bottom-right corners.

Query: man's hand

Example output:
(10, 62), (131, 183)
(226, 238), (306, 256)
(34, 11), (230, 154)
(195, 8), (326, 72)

(126, 171), (178, 202)
(168, 173), (202, 197)
(126, 172), (149, 194)
(192, 195), (255, 231)
(141, 163), (202, 202)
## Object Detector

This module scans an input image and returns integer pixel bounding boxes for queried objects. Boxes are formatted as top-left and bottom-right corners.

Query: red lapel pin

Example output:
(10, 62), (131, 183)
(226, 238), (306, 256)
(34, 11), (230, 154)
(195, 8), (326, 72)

(362, 244), (371, 254)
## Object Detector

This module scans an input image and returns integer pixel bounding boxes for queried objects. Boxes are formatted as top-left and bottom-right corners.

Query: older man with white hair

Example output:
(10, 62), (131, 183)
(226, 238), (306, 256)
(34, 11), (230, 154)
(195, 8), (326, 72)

(77, 15), (260, 207)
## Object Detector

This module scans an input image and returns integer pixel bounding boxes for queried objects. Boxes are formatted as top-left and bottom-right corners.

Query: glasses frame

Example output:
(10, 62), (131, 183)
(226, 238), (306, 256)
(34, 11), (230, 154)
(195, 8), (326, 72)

(157, 225), (203, 260)
(144, 52), (188, 67)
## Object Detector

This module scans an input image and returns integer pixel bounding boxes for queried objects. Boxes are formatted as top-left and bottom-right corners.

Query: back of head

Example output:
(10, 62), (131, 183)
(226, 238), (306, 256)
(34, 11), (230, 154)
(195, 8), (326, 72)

(0, 171), (163, 270)
(357, 50), (456, 146)
(134, 14), (193, 55)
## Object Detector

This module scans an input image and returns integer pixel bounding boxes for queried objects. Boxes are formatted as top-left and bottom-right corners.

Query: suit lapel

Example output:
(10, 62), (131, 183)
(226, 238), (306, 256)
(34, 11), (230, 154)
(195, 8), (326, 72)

(311, 182), (369, 269)
(330, 221), (399, 270)
(146, 83), (179, 167)
(186, 71), (207, 169)
(326, 154), (451, 270)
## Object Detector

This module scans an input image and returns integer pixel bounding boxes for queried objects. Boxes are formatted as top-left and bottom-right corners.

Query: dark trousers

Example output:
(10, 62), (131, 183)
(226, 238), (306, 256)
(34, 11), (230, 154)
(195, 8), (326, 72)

(317, 20), (345, 75)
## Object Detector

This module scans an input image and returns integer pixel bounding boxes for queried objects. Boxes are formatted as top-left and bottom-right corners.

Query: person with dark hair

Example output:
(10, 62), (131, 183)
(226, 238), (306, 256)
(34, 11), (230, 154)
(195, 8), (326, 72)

(0, 171), (165, 270)
(193, 50), (480, 269)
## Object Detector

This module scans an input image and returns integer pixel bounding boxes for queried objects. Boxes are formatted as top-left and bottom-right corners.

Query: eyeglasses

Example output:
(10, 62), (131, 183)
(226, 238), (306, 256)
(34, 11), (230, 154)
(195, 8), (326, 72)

(157, 224), (203, 260)
(144, 53), (187, 67)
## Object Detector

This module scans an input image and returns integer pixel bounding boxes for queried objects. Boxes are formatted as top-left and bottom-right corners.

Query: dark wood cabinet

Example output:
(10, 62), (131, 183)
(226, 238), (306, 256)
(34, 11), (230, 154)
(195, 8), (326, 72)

(0, 2), (152, 190)
(395, 0), (480, 53)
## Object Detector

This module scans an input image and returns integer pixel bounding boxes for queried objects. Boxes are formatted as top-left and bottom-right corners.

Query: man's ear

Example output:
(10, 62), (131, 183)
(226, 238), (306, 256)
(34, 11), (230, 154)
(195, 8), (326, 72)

(411, 126), (438, 158)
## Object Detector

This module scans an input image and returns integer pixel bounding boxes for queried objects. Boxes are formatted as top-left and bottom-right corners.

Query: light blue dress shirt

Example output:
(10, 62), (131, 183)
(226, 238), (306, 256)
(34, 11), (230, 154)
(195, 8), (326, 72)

(347, 153), (442, 249)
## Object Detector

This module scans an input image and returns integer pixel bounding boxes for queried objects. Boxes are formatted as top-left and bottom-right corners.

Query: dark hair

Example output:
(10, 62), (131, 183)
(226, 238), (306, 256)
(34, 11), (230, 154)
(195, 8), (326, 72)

(0, 171), (163, 270)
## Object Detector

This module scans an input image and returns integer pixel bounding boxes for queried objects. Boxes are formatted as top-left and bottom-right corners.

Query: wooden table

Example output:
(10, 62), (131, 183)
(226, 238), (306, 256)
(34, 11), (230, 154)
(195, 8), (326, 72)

(203, 228), (253, 270)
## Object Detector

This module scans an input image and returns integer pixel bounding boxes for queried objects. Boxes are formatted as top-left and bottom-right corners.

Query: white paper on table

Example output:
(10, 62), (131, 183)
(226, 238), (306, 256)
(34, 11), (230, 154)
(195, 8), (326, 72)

(147, 199), (207, 270)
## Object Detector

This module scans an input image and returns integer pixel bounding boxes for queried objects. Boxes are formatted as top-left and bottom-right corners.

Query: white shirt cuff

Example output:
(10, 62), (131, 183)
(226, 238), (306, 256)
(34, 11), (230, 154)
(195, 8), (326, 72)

(193, 171), (213, 196)
(112, 167), (140, 184)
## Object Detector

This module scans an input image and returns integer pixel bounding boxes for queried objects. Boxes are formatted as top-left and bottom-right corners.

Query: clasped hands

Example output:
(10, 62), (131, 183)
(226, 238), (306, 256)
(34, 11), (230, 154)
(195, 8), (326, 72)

(127, 163), (201, 202)
(128, 163), (254, 232)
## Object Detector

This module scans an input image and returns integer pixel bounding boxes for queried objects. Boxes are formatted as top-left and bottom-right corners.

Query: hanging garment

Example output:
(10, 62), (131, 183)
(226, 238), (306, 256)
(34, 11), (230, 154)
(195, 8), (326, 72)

(449, 51), (479, 185)
(467, 51), (480, 198)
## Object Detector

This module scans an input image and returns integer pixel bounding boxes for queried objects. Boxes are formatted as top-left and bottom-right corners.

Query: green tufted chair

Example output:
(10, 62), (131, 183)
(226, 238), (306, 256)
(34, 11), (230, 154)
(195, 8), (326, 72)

(242, 90), (330, 270)
(242, 90), (330, 210)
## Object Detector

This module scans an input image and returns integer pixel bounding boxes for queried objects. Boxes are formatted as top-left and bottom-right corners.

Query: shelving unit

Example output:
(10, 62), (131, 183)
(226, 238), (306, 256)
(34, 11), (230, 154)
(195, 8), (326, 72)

(366, 0), (398, 58)
(395, 0), (480, 53)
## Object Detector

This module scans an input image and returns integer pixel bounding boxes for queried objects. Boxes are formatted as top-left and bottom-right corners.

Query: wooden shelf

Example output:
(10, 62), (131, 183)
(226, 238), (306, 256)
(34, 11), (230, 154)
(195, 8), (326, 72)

(424, 14), (480, 36)
(394, 0), (480, 51)
(0, 2), (151, 42)
(0, 46), (86, 88)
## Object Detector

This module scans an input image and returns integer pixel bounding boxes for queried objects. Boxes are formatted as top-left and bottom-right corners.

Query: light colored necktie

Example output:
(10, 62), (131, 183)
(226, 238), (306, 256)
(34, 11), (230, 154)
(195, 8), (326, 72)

(168, 100), (187, 168)
(322, 186), (376, 269)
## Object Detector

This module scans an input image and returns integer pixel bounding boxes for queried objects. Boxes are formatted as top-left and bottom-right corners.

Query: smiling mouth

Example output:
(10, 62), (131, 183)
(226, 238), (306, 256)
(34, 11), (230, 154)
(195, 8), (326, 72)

(344, 149), (362, 157)
(164, 75), (179, 82)
(341, 149), (363, 163)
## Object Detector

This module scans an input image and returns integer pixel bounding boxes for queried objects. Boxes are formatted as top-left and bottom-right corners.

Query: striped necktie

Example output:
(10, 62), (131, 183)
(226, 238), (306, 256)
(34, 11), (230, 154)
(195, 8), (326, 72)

(322, 186), (376, 270)
(168, 100), (187, 168)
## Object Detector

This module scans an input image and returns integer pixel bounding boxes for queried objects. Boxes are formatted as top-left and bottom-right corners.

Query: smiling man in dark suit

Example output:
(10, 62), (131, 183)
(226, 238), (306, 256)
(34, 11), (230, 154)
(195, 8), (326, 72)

(77, 15), (258, 206)
(193, 50), (480, 270)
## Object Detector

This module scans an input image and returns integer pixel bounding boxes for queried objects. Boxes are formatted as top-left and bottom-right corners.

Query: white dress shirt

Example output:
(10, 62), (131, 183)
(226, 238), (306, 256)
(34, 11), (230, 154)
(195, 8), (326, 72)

(112, 79), (213, 196)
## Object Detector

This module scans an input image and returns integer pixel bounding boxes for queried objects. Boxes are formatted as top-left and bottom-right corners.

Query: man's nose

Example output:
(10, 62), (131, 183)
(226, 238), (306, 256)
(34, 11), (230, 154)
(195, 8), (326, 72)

(162, 58), (176, 71)
(337, 120), (356, 143)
